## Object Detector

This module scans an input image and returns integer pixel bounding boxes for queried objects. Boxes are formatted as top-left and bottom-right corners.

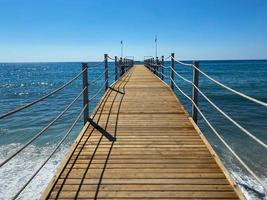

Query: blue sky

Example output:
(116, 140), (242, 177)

(0, 0), (267, 61)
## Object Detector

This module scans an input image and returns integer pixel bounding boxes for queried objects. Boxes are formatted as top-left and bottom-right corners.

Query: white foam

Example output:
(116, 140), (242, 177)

(0, 143), (70, 200)
(231, 169), (267, 200)
(223, 155), (267, 200)
(0, 142), (266, 200)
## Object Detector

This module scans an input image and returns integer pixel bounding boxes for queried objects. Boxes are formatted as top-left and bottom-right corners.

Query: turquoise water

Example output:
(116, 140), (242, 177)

(0, 60), (266, 199)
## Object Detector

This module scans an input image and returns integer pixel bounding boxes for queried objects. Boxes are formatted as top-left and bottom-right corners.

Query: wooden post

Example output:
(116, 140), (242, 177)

(115, 56), (118, 81)
(170, 53), (175, 90)
(161, 56), (164, 80)
(104, 54), (109, 91)
(82, 63), (89, 125)
(192, 61), (199, 123)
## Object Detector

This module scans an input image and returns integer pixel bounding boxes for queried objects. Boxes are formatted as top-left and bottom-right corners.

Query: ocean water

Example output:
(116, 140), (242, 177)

(0, 60), (266, 199)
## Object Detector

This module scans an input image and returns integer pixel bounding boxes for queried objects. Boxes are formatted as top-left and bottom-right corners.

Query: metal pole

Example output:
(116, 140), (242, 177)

(82, 63), (89, 125)
(122, 58), (125, 75)
(151, 58), (153, 72)
(104, 54), (109, 91)
(155, 35), (157, 58)
(151, 58), (153, 73)
(156, 57), (159, 76)
(161, 56), (164, 81)
(153, 58), (155, 74)
(121, 40), (123, 58)
(192, 61), (199, 123)
(115, 56), (118, 81)
(170, 53), (175, 90)
(120, 57), (123, 76)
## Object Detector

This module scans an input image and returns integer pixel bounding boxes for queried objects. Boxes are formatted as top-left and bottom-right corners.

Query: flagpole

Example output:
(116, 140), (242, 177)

(121, 40), (123, 58)
(155, 35), (157, 58)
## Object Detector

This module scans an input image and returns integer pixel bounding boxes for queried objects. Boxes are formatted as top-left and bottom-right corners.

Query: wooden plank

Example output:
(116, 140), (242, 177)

(40, 65), (245, 200)
(49, 191), (238, 199)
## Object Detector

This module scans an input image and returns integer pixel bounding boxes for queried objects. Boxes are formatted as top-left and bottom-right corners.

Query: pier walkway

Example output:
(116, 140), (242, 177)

(41, 65), (243, 199)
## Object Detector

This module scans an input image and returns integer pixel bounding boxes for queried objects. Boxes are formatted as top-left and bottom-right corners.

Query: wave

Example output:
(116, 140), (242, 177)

(0, 143), (70, 200)
(231, 169), (267, 199)
(223, 153), (267, 200)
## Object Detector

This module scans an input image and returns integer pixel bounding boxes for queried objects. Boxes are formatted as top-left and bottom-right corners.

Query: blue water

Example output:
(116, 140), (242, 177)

(0, 60), (266, 199)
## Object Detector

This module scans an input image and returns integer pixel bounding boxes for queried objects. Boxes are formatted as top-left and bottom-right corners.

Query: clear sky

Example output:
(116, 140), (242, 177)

(0, 0), (267, 61)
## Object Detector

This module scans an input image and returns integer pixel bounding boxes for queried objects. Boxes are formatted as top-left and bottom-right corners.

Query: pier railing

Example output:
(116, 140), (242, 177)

(145, 54), (267, 196)
(0, 54), (134, 199)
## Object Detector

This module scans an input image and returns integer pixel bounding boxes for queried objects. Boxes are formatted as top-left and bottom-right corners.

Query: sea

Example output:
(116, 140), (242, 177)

(0, 60), (266, 199)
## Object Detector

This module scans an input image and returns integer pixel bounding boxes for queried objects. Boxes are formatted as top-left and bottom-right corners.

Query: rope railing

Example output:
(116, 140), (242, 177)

(144, 57), (164, 80)
(0, 87), (87, 168)
(164, 55), (171, 60)
(89, 80), (108, 101)
(107, 55), (115, 60)
(90, 69), (107, 85)
(87, 60), (105, 67)
(170, 55), (267, 108)
(115, 56), (134, 79)
(169, 66), (267, 149)
(0, 68), (86, 120)
(145, 53), (267, 195)
(169, 76), (267, 194)
(147, 55), (267, 149)
(160, 64), (170, 69)
(1, 53), (134, 199)
(170, 55), (194, 67)
(12, 103), (88, 199)
(155, 68), (168, 78)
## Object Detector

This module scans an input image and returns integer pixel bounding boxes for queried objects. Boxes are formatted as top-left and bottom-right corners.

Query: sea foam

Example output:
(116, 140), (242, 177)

(0, 143), (69, 200)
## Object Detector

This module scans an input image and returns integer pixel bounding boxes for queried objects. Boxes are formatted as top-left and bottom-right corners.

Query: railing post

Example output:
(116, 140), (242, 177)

(82, 63), (89, 125)
(115, 56), (118, 81)
(161, 56), (164, 81)
(192, 61), (199, 123)
(152, 58), (156, 74)
(104, 54), (109, 91)
(170, 53), (175, 90)
(126, 59), (128, 72)
(151, 58), (153, 72)
(119, 57), (123, 76)
(156, 57), (159, 77)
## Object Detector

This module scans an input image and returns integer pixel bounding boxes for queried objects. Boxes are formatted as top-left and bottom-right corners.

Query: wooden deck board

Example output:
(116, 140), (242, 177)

(41, 65), (244, 200)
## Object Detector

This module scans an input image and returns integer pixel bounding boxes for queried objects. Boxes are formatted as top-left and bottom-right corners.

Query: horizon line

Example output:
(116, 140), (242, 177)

(0, 58), (267, 63)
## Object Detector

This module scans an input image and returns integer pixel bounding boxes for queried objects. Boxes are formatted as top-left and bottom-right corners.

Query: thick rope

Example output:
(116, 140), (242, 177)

(170, 67), (267, 149)
(0, 68), (86, 120)
(89, 80), (108, 101)
(170, 77), (267, 194)
(171, 56), (267, 107)
(0, 87), (86, 168)
(88, 60), (105, 67)
(90, 69), (107, 85)
(12, 104), (87, 199)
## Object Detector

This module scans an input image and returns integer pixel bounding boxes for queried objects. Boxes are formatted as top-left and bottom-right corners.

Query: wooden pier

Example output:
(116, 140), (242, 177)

(41, 65), (244, 199)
